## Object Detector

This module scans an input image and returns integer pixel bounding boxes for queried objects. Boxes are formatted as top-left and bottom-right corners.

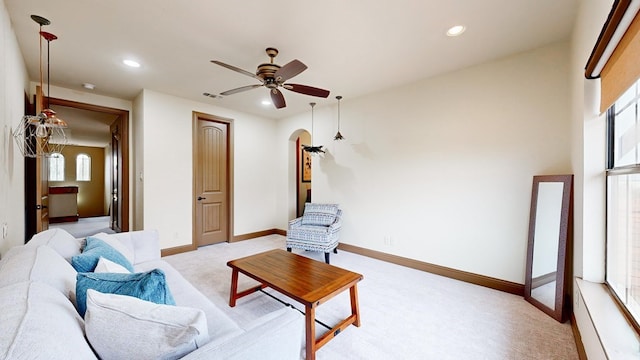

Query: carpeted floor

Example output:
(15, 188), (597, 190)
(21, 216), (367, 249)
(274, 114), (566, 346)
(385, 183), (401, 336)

(48, 216), (115, 238)
(164, 235), (579, 360)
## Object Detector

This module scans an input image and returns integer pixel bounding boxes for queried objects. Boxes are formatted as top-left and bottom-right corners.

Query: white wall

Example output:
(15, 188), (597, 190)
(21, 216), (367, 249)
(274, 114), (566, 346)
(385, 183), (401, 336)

(0, 0), (29, 257)
(570, 0), (615, 358)
(277, 42), (572, 284)
(138, 90), (278, 249)
(570, 0), (611, 283)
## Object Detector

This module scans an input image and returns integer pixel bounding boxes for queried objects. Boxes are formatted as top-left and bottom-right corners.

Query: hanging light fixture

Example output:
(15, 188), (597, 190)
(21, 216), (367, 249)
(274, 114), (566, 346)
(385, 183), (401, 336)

(13, 15), (67, 158)
(333, 95), (345, 141)
(301, 102), (325, 154)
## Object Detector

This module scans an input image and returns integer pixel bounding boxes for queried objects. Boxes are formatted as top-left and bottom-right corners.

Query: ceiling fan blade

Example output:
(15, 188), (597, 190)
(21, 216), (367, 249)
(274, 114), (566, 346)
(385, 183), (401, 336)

(274, 59), (307, 83)
(210, 60), (262, 81)
(283, 84), (330, 98)
(220, 84), (263, 96)
(270, 88), (286, 109)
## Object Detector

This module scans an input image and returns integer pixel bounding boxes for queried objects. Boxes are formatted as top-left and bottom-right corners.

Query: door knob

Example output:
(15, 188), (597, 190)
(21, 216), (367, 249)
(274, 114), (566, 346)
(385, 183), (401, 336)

(197, 196), (206, 201)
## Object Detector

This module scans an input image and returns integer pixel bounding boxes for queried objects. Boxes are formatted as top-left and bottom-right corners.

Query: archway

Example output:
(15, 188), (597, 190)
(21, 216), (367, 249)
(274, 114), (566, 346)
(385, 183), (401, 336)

(288, 129), (311, 220)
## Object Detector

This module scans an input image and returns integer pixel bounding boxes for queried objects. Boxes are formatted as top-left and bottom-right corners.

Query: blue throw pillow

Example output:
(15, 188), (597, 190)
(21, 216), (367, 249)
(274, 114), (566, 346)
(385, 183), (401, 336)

(75, 269), (175, 317)
(71, 236), (134, 273)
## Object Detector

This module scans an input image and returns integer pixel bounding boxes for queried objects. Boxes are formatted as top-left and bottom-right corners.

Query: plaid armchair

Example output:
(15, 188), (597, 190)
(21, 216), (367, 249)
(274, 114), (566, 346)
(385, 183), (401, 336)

(286, 203), (342, 264)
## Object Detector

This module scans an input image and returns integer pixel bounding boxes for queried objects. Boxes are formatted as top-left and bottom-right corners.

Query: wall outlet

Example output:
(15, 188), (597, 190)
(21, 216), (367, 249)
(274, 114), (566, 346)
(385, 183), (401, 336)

(383, 235), (392, 246)
(2, 223), (7, 239)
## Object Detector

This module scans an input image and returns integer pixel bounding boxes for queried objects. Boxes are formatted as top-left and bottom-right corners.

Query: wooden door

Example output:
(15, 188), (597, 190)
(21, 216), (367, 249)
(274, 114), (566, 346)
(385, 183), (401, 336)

(194, 115), (229, 246)
(35, 86), (49, 233)
(110, 120), (122, 232)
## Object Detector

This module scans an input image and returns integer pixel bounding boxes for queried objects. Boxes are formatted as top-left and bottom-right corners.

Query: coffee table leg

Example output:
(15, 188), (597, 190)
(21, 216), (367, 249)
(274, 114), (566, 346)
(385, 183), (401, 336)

(305, 305), (316, 360)
(229, 268), (239, 307)
(350, 284), (361, 327)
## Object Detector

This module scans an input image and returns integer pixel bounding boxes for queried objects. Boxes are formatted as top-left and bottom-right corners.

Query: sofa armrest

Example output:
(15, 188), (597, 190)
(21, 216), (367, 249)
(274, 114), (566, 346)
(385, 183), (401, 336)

(111, 230), (161, 265)
(181, 307), (304, 360)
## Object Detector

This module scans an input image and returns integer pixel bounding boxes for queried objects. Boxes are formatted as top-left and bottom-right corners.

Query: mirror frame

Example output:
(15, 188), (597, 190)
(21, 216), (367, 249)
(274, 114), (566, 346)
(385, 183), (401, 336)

(524, 174), (573, 322)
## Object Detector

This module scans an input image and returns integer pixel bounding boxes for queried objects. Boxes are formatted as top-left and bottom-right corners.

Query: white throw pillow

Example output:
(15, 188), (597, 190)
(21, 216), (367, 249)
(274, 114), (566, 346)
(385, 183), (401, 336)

(94, 256), (131, 273)
(26, 228), (82, 261)
(90, 232), (135, 265)
(84, 289), (209, 360)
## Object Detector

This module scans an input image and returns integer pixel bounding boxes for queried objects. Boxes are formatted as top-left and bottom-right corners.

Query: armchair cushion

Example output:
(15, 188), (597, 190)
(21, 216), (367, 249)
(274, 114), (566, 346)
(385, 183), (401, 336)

(301, 203), (339, 226)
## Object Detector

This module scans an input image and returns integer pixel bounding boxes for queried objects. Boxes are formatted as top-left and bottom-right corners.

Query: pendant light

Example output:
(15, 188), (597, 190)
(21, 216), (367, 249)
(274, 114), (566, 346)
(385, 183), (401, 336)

(13, 15), (67, 158)
(333, 95), (345, 141)
(301, 102), (325, 154)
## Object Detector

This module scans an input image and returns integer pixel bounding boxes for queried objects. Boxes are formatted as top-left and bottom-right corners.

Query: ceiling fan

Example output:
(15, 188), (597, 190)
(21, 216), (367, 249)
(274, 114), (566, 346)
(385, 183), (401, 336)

(211, 47), (330, 109)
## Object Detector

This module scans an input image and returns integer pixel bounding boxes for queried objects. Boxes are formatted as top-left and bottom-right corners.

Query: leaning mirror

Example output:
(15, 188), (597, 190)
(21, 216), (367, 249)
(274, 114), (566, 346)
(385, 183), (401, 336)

(524, 174), (573, 322)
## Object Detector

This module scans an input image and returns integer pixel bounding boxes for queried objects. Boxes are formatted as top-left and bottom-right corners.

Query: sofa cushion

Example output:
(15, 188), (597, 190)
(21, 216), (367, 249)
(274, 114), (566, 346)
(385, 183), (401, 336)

(135, 260), (243, 342)
(0, 281), (97, 360)
(25, 228), (82, 261)
(76, 269), (176, 317)
(94, 256), (131, 273)
(71, 236), (135, 273)
(301, 203), (339, 226)
(90, 232), (135, 265)
(0, 246), (77, 301)
(85, 289), (209, 360)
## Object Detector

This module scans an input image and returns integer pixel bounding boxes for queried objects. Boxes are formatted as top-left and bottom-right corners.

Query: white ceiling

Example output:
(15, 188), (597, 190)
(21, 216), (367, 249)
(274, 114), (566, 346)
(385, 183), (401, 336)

(6, 0), (578, 120)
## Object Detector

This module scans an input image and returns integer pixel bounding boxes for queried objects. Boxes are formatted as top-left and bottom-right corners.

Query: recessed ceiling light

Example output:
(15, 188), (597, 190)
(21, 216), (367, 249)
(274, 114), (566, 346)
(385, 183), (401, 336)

(123, 59), (140, 68)
(261, 100), (271, 106)
(446, 25), (466, 37)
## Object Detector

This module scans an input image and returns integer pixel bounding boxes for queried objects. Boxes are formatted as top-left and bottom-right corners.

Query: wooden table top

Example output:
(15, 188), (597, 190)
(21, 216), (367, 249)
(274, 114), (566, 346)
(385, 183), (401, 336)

(227, 249), (363, 307)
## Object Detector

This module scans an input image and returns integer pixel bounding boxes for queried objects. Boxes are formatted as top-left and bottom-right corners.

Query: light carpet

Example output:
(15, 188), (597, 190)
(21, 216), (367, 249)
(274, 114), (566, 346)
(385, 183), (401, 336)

(49, 216), (115, 238)
(164, 235), (579, 360)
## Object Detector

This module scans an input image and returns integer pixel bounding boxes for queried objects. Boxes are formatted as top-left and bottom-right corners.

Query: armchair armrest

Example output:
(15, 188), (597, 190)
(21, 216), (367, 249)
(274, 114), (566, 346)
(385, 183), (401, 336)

(181, 307), (304, 360)
(329, 215), (342, 234)
(288, 217), (303, 228)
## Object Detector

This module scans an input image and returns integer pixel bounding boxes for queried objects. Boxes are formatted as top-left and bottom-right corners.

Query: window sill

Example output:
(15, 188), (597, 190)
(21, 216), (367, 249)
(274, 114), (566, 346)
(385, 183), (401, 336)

(575, 278), (640, 359)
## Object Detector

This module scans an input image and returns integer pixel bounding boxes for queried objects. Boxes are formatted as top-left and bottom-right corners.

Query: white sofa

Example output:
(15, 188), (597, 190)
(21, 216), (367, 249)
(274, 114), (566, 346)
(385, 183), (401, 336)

(0, 228), (304, 359)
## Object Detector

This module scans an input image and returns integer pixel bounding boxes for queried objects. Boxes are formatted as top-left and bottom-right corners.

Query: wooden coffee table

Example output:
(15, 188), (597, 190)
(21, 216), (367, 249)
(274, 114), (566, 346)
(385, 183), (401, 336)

(227, 249), (363, 360)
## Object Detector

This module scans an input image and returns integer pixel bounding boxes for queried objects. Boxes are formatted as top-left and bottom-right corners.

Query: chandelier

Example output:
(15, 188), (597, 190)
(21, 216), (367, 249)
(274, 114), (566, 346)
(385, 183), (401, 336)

(13, 15), (68, 158)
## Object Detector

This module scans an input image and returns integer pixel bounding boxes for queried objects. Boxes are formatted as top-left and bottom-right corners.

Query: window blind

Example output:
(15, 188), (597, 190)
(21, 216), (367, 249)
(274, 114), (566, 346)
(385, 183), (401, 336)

(585, 0), (640, 113)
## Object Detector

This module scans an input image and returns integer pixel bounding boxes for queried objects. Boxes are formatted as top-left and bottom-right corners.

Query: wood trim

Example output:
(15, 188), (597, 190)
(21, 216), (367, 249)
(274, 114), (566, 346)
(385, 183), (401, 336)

(49, 215), (78, 223)
(47, 97), (129, 232)
(585, 0), (631, 79)
(571, 313), (588, 360)
(161, 244), (197, 257)
(232, 228), (286, 242)
(337, 243), (524, 295)
(49, 186), (78, 194)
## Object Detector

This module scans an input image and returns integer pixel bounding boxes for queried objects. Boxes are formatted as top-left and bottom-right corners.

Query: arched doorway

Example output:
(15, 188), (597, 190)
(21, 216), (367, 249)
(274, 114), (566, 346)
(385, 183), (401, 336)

(289, 129), (311, 219)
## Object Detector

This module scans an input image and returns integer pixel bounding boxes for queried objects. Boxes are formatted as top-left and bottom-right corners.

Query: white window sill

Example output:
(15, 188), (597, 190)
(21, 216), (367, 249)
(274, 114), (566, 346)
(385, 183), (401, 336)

(575, 278), (640, 359)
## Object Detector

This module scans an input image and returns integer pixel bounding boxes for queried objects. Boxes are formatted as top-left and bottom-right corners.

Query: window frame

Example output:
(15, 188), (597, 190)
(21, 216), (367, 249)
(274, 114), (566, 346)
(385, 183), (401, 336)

(605, 90), (640, 335)
(48, 152), (65, 181)
(76, 153), (91, 181)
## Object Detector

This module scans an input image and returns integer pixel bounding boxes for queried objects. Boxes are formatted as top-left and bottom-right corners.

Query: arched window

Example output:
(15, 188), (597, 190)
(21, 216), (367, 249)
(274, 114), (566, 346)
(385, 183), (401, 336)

(48, 153), (64, 181)
(76, 154), (91, 181)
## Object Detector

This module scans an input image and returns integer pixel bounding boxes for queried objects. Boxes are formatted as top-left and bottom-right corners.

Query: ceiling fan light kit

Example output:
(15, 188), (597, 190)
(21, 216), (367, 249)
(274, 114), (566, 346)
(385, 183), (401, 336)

(210, 47), (330, 109)
(13, 15), (68, 158)
(333, 95), (345, 141)
(301, 102), (325, 155)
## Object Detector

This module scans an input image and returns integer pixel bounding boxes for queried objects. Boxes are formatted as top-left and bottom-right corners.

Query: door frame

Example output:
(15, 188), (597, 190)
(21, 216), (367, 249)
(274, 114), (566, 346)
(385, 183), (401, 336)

(47, 97), (130, 232)
(192, 111), (234, 246)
